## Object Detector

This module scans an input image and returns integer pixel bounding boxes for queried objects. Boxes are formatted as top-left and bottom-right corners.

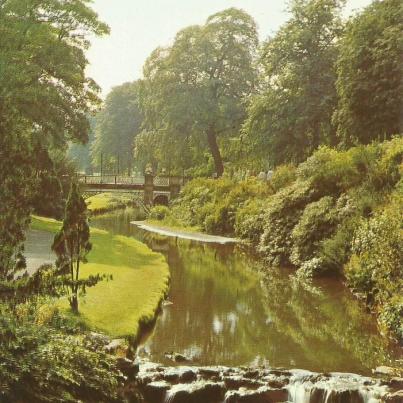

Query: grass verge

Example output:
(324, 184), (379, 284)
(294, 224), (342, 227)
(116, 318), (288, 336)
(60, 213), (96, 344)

(86, 192), (135, 215)
(30, 215), (170, 338)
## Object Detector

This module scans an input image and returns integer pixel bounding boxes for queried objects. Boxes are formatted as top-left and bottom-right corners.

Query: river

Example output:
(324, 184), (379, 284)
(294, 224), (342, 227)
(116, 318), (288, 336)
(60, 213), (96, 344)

(88, 208), (401, 376)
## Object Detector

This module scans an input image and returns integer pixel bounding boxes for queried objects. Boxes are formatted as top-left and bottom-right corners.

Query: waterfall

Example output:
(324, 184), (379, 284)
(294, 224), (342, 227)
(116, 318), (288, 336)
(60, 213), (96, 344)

(286, 371), (390, 403)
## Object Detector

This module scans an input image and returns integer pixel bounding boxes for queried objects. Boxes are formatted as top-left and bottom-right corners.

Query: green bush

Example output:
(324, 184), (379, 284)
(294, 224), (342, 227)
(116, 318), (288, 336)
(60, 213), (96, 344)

(0, 302), (121, 402)
(268, 163), (297, 193)
(259, 180), (317, 266)
(344, 194), (403, 341)
(171, 177), (270, 235)
(149, 205), (171, 220)
(235, 198), (268, 243)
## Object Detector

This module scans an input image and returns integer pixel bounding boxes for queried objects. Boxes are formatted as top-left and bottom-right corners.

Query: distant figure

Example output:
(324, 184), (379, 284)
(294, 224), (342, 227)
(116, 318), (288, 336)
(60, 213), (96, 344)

(257, 171), (267, 181)
(267, 170), (274, 180)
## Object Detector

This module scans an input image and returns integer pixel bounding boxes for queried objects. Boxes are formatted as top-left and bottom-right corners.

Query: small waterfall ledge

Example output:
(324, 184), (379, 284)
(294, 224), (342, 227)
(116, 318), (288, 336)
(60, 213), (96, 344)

(135, 360), (402, 403)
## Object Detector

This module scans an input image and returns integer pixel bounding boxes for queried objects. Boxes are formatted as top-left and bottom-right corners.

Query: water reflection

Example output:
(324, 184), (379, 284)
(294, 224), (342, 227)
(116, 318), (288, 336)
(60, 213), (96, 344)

(91, 209), (401, 375)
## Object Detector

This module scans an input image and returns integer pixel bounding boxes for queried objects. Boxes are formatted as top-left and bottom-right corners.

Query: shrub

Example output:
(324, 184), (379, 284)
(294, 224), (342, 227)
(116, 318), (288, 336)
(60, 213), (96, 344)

(149, 205), (171, 220)
(344, 194), (403, 341)
(297, 145), (379, 195)
(259, 180), (317, 266)
(268, 163), (297, 193)
(290, 196), (336, 267)
(0, 303), (121, 402)
(235, 198), (268, 243)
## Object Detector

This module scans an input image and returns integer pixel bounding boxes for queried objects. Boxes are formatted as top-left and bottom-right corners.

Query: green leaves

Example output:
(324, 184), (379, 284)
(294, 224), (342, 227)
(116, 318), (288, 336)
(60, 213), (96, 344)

(139, 8), (258, 175)
(244, 0), (344, 166)
(52, 182), (101, 313)
(334, 0), (402, 145)
(0, 0), (108, 281)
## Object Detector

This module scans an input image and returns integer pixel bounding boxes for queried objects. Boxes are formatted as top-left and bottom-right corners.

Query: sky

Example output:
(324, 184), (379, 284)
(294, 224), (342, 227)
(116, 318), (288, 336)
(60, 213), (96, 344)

(86, 0), (373, 97)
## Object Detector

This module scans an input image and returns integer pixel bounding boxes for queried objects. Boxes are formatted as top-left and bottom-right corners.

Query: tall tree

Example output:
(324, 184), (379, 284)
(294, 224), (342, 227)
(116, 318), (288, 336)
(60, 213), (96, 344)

(244, 0), (344, 167)
(334, 0), (402, 145)
(0, 0), (108, 279)
(91, 81), (143, 175)
(68, 116), (96, 174)
(52, 183), (103, 313)
(139, 8), (258, 176)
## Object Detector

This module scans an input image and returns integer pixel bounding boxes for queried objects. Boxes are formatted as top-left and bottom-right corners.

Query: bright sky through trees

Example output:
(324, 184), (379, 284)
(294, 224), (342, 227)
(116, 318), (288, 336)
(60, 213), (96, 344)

(86, 0), (373, 96)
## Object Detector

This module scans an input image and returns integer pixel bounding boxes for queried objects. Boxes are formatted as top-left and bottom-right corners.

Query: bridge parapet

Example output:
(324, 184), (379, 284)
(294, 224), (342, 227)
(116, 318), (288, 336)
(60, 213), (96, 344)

(78, 174), (190, 205)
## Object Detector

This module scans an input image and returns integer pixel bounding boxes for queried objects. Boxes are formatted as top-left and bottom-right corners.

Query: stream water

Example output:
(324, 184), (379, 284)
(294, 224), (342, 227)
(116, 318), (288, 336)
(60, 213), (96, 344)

(89, 209), (401, 376)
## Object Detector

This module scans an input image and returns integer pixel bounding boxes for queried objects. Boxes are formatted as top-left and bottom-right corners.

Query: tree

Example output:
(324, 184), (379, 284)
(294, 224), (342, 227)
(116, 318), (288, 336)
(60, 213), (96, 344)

(244, 0), (344, 167)
(334, 0), (402, 145)
(91, 81), (143, 175)
(68, 116), (96, 174)
(0, 0), (108, 279)
(52, 183), (101, 313)
(139, 8), (258, 176)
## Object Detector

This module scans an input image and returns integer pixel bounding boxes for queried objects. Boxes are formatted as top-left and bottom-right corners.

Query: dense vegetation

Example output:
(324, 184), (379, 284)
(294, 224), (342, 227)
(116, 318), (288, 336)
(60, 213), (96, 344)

(0, 0), (401, 400)
(153, 138), (402, 340)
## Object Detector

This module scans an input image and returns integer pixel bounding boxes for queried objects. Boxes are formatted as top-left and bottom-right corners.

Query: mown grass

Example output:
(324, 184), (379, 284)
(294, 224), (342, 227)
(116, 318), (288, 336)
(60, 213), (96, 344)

(30, 216), (170, 337)
(86, 192), (133, 214)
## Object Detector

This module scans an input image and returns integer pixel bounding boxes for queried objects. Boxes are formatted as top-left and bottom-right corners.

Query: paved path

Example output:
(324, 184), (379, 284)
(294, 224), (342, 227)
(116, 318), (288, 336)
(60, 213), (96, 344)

(131, 221), (238, 244)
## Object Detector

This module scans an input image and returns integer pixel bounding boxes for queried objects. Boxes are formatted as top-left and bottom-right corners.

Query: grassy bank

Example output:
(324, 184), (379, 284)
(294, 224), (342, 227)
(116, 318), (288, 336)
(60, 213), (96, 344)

(150, 138), (402, 342)
(86, 192), (136, 215)
(30, 216), (170, 338)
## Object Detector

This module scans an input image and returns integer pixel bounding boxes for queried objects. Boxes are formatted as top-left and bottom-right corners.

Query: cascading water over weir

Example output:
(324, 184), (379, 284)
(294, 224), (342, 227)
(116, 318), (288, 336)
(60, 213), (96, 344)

(135, 360), (402, 403)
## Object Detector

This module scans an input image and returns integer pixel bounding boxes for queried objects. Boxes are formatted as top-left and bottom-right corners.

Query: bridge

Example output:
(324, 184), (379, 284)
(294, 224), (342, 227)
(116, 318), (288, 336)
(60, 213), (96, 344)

(78, 174), (188, 206)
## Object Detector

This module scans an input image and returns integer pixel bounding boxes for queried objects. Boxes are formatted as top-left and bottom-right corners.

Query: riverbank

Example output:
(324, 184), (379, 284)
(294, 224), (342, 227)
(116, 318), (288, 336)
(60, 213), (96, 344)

(132, 221), (238, 244)
(86, 192), (139, 215)
(30, 216), (170, 338)
(146, 139), (403, 343)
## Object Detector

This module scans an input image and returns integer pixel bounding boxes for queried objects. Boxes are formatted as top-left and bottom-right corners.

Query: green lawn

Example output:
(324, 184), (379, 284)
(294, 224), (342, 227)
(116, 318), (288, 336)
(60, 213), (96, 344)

(86, 192), (133, 214)
(30, 216), (170, 337)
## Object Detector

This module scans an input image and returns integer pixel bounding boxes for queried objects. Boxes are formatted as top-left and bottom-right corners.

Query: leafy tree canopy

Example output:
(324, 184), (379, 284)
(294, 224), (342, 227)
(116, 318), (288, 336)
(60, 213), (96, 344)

(92, 81), (143, 175)
(334, 0), (403, 145)
(0, 0), (108, 279)
(138, 8), (258, 176)
(244, 0), (345, 167)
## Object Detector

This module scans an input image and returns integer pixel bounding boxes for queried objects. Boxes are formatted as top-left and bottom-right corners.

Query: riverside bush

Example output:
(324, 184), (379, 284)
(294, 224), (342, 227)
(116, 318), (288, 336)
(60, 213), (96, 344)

(258, 180), (317, 266)
(171, 177), (270, 235)
(344, 193), (403, 340)
(0, 303), (121, 402)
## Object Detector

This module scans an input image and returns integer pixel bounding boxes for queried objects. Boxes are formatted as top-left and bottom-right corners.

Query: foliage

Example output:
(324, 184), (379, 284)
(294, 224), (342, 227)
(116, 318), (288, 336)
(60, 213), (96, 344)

(0, 302), (120, 402)
(92, 81), (143, 174)
(52, 183), (100, 313)
(267, 164), (297, 193)
(258, 180), (317, 266)
(0, 0), (108, 280)
(68, 116), (96, 174)
(138, 8), (258, 176)
(149, 205), (171, 221)
(344, 194), (403, 340)
(334, 0), (402, 145)
(234, 198), (268, 244)
(244, 0), (344, 166)
(170, 177), (270, 235)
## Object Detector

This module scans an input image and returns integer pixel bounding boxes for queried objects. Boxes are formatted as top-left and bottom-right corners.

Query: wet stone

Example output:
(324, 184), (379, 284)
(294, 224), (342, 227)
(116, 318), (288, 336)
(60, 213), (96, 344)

(165, 381), (225, 403)
(223, 375), (265, 390)
(115, 357), (139, 380)
(142, 380), (170, 403)
(224, 386), (288, 402)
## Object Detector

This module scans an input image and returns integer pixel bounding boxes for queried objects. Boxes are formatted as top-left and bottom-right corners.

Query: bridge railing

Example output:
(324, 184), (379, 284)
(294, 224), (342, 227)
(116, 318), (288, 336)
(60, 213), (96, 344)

(78, 175), (145, 185)
(78, 174), (191, 190)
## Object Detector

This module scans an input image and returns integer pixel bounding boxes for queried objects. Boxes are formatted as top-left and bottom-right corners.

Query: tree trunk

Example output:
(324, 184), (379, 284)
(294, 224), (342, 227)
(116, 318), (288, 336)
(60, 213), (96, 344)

(207, 126), (224, 177)
(70, 294), (78, 314)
